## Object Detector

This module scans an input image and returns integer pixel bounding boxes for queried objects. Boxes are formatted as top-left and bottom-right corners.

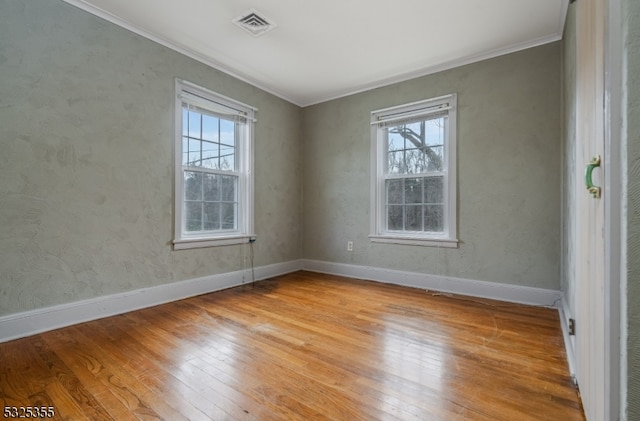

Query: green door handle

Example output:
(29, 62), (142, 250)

(585, 155), (601, 198)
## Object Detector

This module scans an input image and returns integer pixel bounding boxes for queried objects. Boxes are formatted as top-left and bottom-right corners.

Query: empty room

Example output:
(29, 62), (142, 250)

(1, 0), (638, 420)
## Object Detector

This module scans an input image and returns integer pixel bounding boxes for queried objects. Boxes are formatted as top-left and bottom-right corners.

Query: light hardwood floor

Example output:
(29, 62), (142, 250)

(0, 271), (584, 420)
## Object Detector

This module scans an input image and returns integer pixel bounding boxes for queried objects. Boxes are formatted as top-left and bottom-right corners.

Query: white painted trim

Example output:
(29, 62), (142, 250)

(301, 259), (562, 308)
(173, 235), (256, 250)
(254, 260), (302, 281)
(369, 235), (458, 248)
(0, 260), (302, 344)
(370, 94), (458, 245)
(559, 295), (577, 378)
(174, 79), (256, 249)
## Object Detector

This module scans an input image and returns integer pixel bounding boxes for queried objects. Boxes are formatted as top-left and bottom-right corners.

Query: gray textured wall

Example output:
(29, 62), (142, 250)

(302, 43), (562, 289)
(0, 0), (302, 316)
(624, 0), (640, 416)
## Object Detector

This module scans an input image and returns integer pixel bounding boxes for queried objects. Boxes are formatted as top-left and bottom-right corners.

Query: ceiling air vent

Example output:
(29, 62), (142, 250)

(233, 9), (277, 37)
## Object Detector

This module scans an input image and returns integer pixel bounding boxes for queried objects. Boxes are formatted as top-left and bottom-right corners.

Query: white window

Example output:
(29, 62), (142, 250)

(370, 94), (458, 247)
(173, 79), (256, 250)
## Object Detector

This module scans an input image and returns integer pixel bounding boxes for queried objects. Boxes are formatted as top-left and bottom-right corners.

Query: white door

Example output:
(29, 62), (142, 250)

(573, 0), (607, 418)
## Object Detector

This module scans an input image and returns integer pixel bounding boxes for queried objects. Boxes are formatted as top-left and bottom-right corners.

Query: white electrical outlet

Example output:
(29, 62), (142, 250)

(347, 241), (353, 252)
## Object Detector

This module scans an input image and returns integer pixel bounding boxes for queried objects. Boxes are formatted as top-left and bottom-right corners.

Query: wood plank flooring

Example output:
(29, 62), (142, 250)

(0, 271), (584, 420)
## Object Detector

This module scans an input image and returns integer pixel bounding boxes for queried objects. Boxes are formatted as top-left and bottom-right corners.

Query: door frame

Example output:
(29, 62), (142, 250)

(560, 0), (627, 420)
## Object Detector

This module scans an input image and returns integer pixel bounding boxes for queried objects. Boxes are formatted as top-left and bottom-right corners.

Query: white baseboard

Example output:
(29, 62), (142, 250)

(558, 295), (577, 378)
(2, 258), (565, 345)
(301, 259), (563, 308)
(0, 260), (302, 343)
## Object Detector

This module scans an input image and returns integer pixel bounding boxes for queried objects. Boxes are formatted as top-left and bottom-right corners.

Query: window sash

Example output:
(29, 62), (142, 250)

(383, 114), (448, 176)
(384, 175), (445, 234)
(182, 105), (239, 172)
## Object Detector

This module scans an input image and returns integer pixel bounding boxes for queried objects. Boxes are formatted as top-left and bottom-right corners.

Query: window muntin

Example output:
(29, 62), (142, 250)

(386, 176), (444, 232)
(183, 171), (237, 232)
(370, 94), (457, 247)
(386, 118), (444, 174)
(174, 80), (255, 249)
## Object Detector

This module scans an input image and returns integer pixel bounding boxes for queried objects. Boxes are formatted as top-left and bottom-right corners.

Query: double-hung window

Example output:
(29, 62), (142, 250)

(173, 79), (256, 250)
(370, 94), (458, 247)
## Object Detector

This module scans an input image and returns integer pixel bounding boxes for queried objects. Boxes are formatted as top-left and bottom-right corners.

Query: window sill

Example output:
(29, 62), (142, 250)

(369, 234), (458, 248)
(173, 234), (255, 250)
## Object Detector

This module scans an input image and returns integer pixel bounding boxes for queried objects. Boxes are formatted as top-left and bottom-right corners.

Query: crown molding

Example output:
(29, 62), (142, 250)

(63, 0), (569, 108)
(62, 0), (298, 105)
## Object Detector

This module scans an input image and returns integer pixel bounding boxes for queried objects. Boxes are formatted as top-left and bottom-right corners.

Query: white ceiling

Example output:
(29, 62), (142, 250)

(64, 0), (568, 107)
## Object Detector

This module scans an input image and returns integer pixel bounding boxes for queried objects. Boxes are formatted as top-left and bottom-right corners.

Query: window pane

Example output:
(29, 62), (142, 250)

(387, 131), (403, 152)
(184, 171), (202, 201)
(424, 116), (446, 146)
(188, 138), (201, 167)
(221, 203), (236, 229)
(424, 205), (444, 232)
(406, 148), (427, 174)
(405, 205), (423, 231)
(203, 202), (220, 231)
(182, 108), (188, 136)
(221, 175), (236, 202)
(201, 140), (219, 169)
(202, 114), (219, 142)
(220, 144), (235, 171)
(403, 121), (423, 143)
(182, 136), (189, 165)
(404, 178), (423, 204)
(188, 110), (200, 138)
(425, 116), (446, 171)
(424, 145), (444, 171)
(387, 205), (403, 230)
(220, 119), (235, 146)
(386, 179), (403, 204)
(386, 118), (446, 174)
(203, 174), (219, 201)
(424, 176), (444, 204)
(184, 202), (202, 232)
(387, 151), (404, 174)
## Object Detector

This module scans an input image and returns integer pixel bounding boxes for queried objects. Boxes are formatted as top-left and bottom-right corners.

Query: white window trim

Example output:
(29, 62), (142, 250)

(369, 94), (458, 248)
(173, 79), (256, 250)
